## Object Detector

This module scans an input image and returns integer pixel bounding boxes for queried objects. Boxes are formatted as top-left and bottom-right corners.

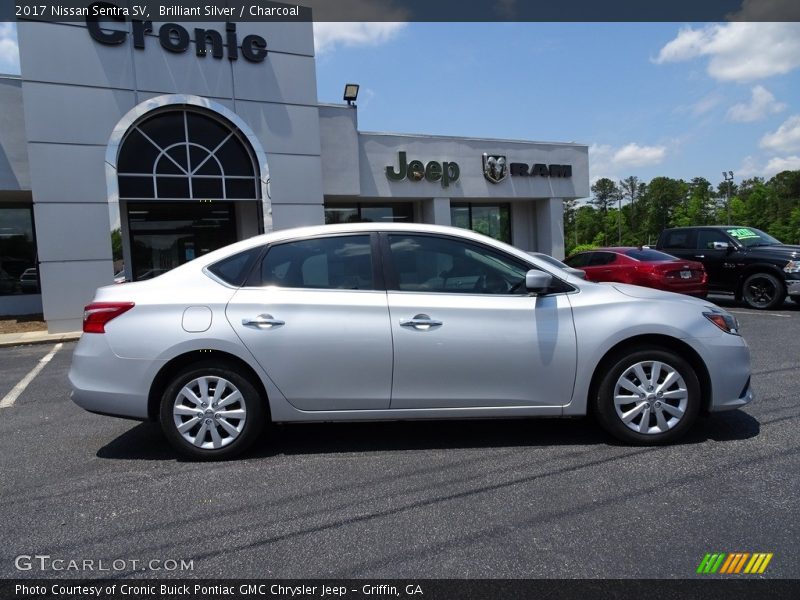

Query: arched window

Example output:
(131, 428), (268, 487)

(117, 109), (259, 201)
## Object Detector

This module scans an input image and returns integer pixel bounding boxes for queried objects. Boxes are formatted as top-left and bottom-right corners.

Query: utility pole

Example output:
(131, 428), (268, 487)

(723, 171), (734, 225)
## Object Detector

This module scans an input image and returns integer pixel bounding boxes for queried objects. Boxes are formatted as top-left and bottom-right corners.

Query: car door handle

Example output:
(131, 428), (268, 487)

(694, 255), (705, 259)
(400, 314), (443, 330)
(242, 314), (285, 328)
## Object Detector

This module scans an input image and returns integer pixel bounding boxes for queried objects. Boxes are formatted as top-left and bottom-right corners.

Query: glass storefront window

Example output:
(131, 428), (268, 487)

(450, 203), (511, 243)
(325, 203), (414, 225)
(127, 202), (238, 280)
(0, 205), (39, 295)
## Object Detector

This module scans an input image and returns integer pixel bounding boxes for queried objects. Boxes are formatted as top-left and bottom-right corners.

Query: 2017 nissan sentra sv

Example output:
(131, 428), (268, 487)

(69, 224), (753, 459)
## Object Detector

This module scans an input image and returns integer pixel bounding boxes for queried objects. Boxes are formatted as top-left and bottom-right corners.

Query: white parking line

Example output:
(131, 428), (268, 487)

(729, 310), (792, 318)
(0, 343), (63, 409)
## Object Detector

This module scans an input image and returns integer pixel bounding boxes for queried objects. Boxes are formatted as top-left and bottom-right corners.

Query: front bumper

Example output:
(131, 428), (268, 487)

(786, 278), (800, 298)
(689, 332), (754, 412)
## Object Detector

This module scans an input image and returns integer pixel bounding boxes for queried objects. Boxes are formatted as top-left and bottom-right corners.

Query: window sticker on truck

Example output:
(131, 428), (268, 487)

(726, 228), (760, 240)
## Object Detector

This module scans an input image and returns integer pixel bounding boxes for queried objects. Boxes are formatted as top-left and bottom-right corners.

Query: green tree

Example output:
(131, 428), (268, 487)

(590, 178), (621, 245)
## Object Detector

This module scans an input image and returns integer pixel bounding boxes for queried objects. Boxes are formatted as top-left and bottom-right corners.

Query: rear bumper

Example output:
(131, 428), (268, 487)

(68, 334), (162, 420)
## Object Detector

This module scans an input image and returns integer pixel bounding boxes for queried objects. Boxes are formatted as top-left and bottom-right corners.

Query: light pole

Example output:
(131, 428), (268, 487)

(723, 171), (734, 225)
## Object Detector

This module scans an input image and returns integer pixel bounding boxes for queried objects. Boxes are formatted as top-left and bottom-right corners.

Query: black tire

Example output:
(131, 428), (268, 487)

(741, 272), (785, 310)
(159, 361), (266, 460)
(594, 348), (700, 445)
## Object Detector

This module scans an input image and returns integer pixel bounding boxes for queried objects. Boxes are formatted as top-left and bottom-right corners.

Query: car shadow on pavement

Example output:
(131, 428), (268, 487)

(96, 410), (761, 461)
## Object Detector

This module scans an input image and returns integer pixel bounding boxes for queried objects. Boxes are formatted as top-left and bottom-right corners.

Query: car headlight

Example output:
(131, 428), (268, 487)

(703, 307), (740, 335)
(784, 260), (800, 273)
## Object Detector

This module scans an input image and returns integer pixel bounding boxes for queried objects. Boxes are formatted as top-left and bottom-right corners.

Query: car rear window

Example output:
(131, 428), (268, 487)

(624, 249), (676, 261)
(207, 247), (263, 286)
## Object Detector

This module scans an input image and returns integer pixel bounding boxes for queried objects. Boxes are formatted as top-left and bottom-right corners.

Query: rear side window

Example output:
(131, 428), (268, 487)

(257, 235), (374, 290)
(207, 246), (262, 286)
(588, 252), (617, 266)
(661, 230), (696, 250)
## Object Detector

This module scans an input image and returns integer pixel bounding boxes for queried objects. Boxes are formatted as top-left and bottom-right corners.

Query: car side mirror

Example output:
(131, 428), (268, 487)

(712, 241), (730, 250)
(525, 270), (553, 294)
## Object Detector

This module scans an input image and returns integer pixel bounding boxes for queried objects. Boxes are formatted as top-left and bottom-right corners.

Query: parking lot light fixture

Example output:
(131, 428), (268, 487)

(343, 83), (360, 106)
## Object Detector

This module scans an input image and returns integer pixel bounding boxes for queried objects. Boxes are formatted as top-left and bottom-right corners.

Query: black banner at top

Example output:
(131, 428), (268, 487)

(4, 0), (800, 22)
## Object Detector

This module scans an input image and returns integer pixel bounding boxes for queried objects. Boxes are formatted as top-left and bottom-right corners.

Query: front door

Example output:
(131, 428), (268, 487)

(381, 233), (577, 409)
(226, 234), (393, 411)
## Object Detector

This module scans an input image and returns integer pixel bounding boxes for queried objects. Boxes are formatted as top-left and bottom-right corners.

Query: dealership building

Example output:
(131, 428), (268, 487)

(0, 15), (589, 332)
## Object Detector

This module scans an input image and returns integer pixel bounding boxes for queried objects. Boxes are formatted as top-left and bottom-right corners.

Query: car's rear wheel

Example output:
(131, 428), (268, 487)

(742, 272), (785, 310)
(594, 348), (700, 444)
(159, 362), (265, 460)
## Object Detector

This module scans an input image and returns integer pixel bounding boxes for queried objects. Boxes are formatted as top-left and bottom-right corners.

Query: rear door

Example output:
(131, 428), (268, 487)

(226, 233), (393, 411)
(381, 233), (577, 409)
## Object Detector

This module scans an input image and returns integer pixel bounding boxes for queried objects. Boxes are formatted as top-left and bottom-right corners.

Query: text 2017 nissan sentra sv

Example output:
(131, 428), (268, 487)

(69, 223), (753, 459)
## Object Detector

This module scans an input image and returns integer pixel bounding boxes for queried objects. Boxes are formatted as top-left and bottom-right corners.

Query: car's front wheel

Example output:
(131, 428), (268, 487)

(159, 362), (265, 460)
(594, 348), (700, 444)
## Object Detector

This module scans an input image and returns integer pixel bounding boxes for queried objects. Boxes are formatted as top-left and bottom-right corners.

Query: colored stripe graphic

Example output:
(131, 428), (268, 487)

(697, 553), (726, 574)
(697, 552), (773, 574)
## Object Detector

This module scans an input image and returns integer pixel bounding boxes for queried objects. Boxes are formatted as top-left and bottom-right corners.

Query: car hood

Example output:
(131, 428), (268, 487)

(747, 244), (800, 259)
(608, 282), (710, 307)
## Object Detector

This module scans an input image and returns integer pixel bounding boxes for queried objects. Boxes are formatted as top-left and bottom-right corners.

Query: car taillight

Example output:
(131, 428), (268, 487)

(83, 302), (135, 333)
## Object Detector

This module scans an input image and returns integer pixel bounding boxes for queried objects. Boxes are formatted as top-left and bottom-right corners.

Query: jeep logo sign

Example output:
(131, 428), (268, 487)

(386, 152), (460, 188)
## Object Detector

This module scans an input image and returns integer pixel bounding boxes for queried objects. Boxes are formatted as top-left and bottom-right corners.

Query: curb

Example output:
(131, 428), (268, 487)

(0, 333), (81, 348)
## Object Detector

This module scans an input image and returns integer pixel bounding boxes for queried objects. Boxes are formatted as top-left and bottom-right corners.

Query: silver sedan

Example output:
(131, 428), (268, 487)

(69, 223), (753, 459)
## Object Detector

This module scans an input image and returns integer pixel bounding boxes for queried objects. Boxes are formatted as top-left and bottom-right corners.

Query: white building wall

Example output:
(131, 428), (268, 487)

(16, 19), (324, 332)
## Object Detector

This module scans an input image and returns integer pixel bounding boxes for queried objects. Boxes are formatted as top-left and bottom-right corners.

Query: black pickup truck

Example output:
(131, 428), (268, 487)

(656, 226), (800, 309)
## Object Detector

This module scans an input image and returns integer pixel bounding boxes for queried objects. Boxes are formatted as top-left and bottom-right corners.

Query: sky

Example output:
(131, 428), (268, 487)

(2, 19), (800, 192)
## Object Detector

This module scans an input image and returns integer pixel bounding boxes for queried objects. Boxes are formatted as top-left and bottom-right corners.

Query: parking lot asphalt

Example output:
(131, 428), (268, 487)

(0, 296), (798, 580)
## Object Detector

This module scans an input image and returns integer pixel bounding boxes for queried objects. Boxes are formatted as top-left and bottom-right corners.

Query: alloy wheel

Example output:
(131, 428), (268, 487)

(613, 360), (688, 435)
(172, 376), (247, 449)
(744, 276), (778, 308)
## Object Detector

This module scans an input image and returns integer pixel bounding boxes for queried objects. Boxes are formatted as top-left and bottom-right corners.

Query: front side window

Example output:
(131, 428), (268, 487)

(565, 253), (590, 268)
(697, 229), (730, 250)
(386, 234), (528, 294)
(257, 235), (374, 290)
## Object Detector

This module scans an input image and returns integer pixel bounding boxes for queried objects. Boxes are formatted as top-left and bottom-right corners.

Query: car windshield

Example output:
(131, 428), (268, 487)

(725, 227), (782, 247)
(624, 248), (677, 262)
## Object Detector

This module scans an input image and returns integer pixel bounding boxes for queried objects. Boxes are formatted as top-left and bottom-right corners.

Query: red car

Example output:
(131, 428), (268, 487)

(564, 247), (708, 297)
